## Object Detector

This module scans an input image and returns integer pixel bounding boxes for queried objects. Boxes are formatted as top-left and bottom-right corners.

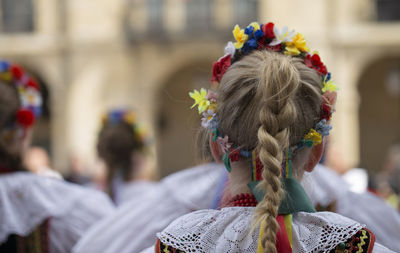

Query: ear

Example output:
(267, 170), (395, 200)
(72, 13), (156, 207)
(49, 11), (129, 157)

(304, 141), (325, 172)
(209, 133), (223, 163)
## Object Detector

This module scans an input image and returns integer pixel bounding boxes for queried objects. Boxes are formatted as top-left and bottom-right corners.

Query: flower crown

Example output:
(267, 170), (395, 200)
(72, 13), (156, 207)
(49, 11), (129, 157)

(102, 109), (148, 146)
(0, 60), (42, 128)
(190, 21), (338, 157)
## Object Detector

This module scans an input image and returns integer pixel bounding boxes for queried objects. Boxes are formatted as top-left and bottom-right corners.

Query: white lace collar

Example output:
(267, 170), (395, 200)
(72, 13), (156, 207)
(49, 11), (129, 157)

(157, 207), (364, 253)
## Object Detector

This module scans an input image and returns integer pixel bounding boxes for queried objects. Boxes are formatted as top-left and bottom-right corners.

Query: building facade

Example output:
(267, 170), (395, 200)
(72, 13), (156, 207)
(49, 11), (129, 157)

(1, 0), (399, 178)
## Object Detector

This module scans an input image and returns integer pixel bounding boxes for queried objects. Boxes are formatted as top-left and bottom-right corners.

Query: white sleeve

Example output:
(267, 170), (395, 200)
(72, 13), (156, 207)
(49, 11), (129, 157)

(49, 190), (115, 253)
(338, 191), (400, 252)
(140, 246), (155, 253)
(373, 243), (397, 253)
(73, 185), (189, 253)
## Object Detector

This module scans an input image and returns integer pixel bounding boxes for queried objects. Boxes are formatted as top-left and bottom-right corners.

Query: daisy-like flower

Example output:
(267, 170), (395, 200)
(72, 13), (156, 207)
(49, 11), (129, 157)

(224, 42), (236, 58)
(232, 25), (248, 49)
(20, 87), (42, 108)
(201, 109), (216, 129)
(189, 88), (210, 114)
(285, 33), (309, 56)
(269, 26), (296, 46)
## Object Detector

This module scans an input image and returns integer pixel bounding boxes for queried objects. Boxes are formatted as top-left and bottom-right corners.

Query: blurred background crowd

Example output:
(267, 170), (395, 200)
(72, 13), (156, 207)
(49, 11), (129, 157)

(2, 0), (399, 210)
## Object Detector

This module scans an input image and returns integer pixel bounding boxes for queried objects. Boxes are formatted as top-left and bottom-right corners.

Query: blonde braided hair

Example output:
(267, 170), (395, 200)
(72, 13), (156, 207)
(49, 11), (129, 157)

(217, 50), (323, 252)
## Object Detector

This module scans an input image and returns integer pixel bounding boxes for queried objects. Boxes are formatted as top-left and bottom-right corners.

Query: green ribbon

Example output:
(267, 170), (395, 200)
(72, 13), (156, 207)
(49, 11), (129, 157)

(223, 152), (231, 172)
(247, 178), (316, 214)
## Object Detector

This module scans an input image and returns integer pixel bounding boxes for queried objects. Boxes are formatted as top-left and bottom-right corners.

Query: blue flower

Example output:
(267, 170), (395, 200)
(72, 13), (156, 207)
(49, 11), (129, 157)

(315, 119), (332, 137)
(254, 29), (264, 40)
(246, 39), (258, 49)
(109, 110), (125, 123)
(241, 38), (258, 54)
(325, 72), (331, 82)
(0, 61), (10, 72)
(244, 26), (254, 37)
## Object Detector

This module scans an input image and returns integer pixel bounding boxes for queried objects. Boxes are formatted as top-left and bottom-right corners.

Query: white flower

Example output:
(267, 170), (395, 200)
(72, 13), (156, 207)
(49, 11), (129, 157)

(269, 26), (296, 46)
(201, 109), (216, 129)
(224, 41), (236, 58)
(20, 87), (42, 107)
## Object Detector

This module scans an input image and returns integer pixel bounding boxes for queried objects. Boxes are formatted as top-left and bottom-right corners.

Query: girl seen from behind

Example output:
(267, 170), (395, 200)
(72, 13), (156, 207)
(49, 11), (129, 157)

(151, 21), (394, 253)
(0, 61), (114, 253)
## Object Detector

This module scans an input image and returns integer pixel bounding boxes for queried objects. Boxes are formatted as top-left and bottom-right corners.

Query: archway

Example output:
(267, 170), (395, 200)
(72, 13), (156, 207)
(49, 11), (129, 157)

(358, 58), (400, 173)
(155, 61), (211, 177)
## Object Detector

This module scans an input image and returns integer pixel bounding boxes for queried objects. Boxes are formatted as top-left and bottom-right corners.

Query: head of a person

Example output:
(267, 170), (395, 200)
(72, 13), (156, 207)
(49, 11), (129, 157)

(190, 22), (337, 252)
(97, 109), (146, 182)
(0, 61), (41, 172)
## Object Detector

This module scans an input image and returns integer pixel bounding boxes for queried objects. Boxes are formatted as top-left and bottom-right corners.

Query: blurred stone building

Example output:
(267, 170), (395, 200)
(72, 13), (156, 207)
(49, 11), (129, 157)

(0, 0), (398, 178)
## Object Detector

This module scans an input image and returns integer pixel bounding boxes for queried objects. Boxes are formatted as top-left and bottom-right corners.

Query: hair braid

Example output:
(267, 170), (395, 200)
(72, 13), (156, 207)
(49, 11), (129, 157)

(216, 49), (322, 252)
(253, 52), (300, 253)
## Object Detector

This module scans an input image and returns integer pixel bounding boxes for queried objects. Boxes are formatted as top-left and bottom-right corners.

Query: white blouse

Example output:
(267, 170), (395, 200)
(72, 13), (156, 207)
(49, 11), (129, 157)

(0, 172), (115, 253)
(73, 163), (226, 253)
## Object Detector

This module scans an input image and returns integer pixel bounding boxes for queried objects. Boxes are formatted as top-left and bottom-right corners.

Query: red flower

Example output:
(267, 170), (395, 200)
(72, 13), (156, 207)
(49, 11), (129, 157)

(16, 109), (35, 128)
(305, 54), (328, 75)
(211, 54), (231, 83)
(262, 22), (275, 40)
(266, 44), (282, 52)
(26, 78), (39, 90)
(229, 148), (240, 162)
(321, 102), (332, 121)
(10, 64), (24, 80)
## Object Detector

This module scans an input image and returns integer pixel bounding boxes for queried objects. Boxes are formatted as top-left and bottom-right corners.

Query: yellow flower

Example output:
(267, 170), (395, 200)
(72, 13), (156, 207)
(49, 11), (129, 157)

(123, 112), (137, 125)
(0, 72), (12, 82)
(304, 129), (322, 145)
(248, 22), (260, 32)
(189, 88), (210, 114)
(322, 79), (338, 93)
(285, 33), (309, 56)
(208, 102), (217, 112)
(233, 25), (248, 49)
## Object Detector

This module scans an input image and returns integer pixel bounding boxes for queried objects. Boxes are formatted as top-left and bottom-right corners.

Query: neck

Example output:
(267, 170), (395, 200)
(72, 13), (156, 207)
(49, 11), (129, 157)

(226, 157), (306, 198)
(227, 159), (252, 197)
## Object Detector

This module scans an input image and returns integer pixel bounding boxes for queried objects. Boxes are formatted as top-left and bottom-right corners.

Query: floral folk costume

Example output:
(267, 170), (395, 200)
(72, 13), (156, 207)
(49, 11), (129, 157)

(151, 22), (394, 253)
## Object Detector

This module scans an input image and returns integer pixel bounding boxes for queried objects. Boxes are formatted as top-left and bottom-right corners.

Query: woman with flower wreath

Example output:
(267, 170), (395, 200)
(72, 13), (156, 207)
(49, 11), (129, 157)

(73, 111), (230, 252)
(96, 109), (155, 205)
(0, 60), (114, 253)
(148, 22), (394, 253)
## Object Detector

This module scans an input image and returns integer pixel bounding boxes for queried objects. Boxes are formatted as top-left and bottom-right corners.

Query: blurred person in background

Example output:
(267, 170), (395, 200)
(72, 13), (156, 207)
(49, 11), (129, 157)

(96, 109), (153, 205)
(64, 154), (92, 186)
(24, 146), (62, 179)
(376, 142), (400, 210)
(0, 60), (114, 253)
(73, 126), (227, 252)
